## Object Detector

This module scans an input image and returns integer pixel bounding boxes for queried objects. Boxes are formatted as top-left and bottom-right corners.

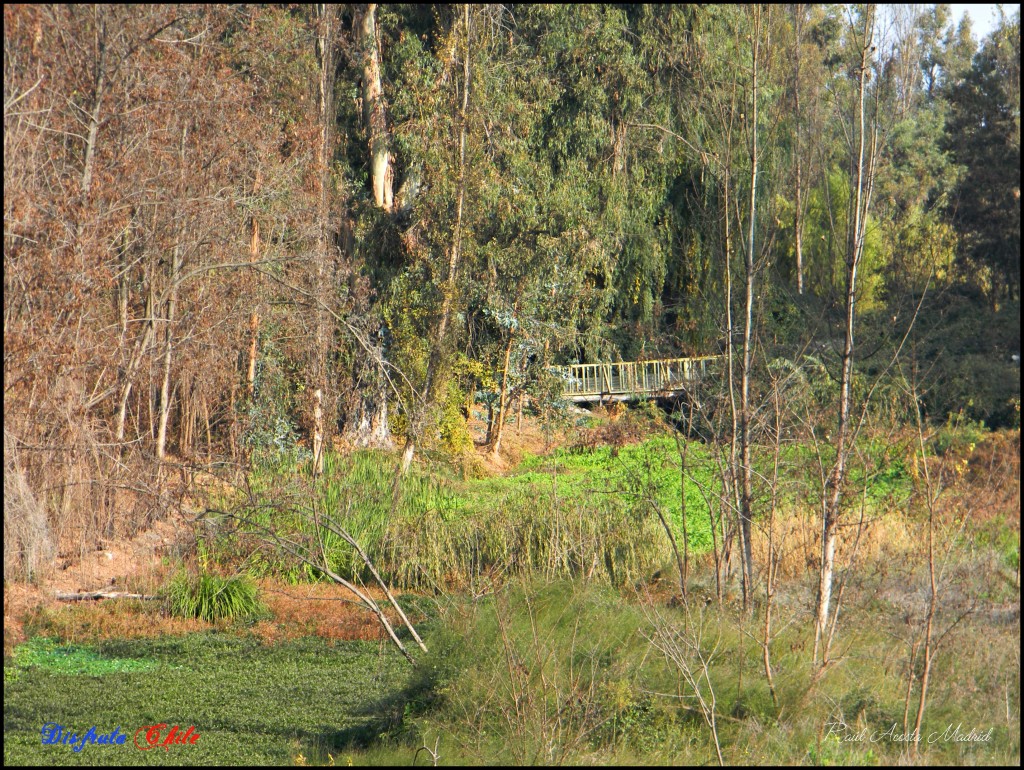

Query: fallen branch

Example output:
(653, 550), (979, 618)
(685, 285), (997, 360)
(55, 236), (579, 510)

(55, 591), (158, 601)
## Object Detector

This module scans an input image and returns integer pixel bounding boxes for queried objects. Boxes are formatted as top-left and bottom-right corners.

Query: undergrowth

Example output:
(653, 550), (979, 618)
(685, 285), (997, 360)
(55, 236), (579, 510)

(208, 438), (725, 591)
(318, 576), (1019, 766)
(202, 423), (916, 593)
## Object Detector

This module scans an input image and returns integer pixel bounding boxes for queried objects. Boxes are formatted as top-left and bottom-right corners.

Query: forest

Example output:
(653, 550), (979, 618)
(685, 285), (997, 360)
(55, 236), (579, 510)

(3, 3), (1020, 766)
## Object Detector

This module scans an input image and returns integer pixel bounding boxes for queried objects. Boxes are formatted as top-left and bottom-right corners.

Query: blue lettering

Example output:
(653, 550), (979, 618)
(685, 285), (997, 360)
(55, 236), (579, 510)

(73, 727), (98, 753)
(40, 723), (128, 750)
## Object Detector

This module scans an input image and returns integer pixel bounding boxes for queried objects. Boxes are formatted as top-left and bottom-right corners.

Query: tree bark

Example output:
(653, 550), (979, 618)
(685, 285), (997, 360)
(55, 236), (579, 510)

(349, 7), (395, 448)
(488, 323), (516, 456)
(311, 4), (337, 476)
(793, 5), (806, 295)
(115, 276), (155, 443)
(80, 13), (106, 198)
(246, 170), (262, 399)
(347, 328), (394, 450)
(400, 5), (471, 475)
(794, 155), (804, 295)
(722, 118), (738, 591)
(488, 298), (519, 457)
(56, 591), (158, 601)
(359, 4), (394, 212)
(156, 123), (189, 461)
(738, 5), (761, 612)
(155, 241), (180, 460)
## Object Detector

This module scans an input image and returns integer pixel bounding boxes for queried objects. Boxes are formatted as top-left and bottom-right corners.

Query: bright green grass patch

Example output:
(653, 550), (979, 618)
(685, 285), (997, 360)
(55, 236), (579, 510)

(3, 633), (414, 766)
(6, 637), (160, 681)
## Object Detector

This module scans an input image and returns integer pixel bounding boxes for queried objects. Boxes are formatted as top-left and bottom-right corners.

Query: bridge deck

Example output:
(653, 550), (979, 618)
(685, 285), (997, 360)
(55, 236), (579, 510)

(550, 356), (722, 403)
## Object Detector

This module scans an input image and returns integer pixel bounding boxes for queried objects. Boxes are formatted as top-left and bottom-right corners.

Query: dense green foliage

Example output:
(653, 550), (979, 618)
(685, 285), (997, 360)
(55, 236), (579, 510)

(203, 419), (920, 592)
(3, 6), (1019, 586)
(6, 637), (160, 680)
(4, 8), (1019, 563)
(3, 9), (1018, 765)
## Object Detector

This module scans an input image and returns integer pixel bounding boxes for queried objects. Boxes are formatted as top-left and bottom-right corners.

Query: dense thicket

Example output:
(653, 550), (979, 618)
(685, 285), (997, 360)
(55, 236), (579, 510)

(4, 4), (1019, 576)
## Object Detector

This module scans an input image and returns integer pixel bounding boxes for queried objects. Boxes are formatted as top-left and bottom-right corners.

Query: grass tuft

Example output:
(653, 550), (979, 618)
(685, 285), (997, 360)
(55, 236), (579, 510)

(166, 569), (265, 623)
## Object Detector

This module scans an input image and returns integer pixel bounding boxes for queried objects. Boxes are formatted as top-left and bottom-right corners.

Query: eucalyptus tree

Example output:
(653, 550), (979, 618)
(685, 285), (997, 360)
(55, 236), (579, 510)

(377, 4), (476, 474)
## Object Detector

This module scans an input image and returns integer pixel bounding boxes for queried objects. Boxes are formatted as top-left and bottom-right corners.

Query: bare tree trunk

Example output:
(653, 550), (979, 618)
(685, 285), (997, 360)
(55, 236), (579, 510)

(347, 327), (394, 450)
(488, 332), (515, 456)
(359, 3), (393, 212)
(723, 151), (738, 590)
(156, 123), (189, 461)
(178, 378), (194, 456)
(489, 300), (519, 457)
(311, 4), (337, 477)
(202, 396), (212, 461)
(115, 278), (155, 443)
(400, 5), (471, 475)
(814, 6), (878, 665)
(246, 170), (262, 399)
(228, 381), (238, 460)
(155, 242), (180, 460)
(350, 8), (396, 448)
(762, 377), (783, 708)
(910, 388), (939, 760)
(793, 5), (806, 295)
(794, 154), (805, 295)
(738, 6), (762, 612)
(80, 13), (106, 199)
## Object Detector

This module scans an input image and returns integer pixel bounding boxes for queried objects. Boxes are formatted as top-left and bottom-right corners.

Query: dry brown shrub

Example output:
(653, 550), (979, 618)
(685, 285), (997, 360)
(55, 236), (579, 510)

(3, 430), (55, 583)
(751, 507), (919, 580)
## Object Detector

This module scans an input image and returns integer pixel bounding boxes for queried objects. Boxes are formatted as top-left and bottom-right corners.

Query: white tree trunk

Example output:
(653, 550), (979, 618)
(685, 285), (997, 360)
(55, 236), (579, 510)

(155, 245), (179, 460)
(814, 6), (878, 664)
(738, 6), (762, 611)
(360, 4), (393, 212)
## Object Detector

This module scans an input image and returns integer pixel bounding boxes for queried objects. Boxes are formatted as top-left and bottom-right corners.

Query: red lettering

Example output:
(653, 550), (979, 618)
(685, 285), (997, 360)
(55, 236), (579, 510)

(133, 724), (200, 750)
(163, 726), (179, 748)
(133, 724), (166, 751)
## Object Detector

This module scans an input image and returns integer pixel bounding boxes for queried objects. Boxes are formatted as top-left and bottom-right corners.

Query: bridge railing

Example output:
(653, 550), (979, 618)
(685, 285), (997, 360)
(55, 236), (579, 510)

(549, 356), (722, 401)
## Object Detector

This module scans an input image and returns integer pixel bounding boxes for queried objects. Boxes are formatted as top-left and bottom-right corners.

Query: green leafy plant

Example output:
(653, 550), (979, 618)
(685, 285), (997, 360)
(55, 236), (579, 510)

(166, 570), (265, 623)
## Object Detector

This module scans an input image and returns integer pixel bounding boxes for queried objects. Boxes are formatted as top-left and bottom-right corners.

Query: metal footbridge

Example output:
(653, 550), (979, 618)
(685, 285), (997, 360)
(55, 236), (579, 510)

(550, 356), (722, 403)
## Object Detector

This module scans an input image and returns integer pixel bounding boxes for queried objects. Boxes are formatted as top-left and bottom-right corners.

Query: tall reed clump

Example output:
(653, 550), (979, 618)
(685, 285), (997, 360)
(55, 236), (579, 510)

(166, 570), (265, 623)
(380, 485), (669, 589)
(322, 449), (680, 589)
(222, 443), (714, 590)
